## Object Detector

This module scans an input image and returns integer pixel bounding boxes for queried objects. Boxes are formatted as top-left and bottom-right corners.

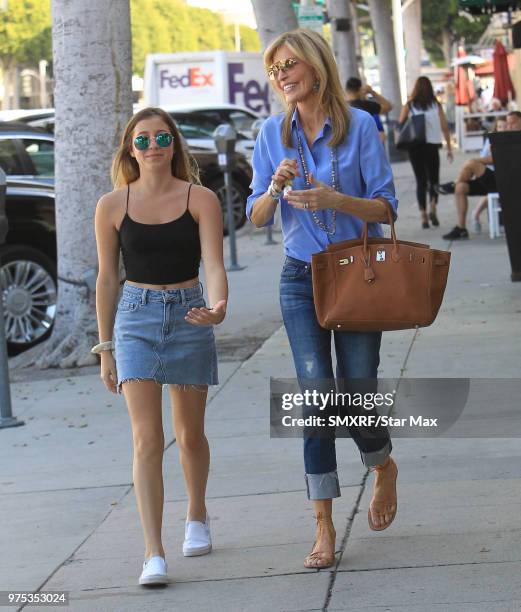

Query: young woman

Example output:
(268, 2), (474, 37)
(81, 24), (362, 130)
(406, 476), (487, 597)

(399, 76), (453, 229)
(93, 107), (227, 585)
(248, 29), (399, 570)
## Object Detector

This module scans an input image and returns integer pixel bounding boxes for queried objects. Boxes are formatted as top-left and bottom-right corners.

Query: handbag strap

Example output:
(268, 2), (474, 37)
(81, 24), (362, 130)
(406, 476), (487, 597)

(361, 201), (400, 281)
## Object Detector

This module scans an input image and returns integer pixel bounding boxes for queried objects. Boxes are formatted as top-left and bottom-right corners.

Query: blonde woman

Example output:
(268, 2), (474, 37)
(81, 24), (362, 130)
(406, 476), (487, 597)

(93, 107), (227, 585)
(247, 30), (399, 569)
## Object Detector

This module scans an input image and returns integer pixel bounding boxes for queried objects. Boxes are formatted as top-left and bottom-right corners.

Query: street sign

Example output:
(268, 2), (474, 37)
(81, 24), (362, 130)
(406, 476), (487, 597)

(294, 4), (324, 33)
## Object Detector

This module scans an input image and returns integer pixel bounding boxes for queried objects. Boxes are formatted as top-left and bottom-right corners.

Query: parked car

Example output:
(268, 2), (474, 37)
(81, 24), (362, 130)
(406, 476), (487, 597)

(160, 104), (263, 161)
(0, 122), (252, 353)
(3, 119), (252, 230)
(0, 178), (56, 354)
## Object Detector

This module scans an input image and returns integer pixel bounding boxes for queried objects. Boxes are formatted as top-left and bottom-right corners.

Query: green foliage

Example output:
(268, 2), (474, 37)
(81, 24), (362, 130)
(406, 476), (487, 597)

(0, 0), (52, 68)
(422, 0), (489, 65)
(130, 0), (260, 76)
(0, 0), (260, 75)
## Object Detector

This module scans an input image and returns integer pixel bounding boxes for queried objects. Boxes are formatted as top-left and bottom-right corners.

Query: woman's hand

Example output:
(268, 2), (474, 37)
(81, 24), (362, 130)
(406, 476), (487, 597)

(272, 158), (299, 190)
(100, 352), (118, 394)
(447, 150), (454, 163)
(285, 174), (341, 210)
(185, 299), (227, 326)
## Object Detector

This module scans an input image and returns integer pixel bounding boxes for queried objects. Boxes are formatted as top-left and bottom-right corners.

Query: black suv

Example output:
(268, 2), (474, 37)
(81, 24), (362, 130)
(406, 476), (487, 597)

(0, 122), (252, 354)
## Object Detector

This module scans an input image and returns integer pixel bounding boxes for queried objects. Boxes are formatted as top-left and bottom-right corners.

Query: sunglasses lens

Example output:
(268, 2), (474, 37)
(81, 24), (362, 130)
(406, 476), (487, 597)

(156, 133), (172, 147)
(134, 135), (149, 150)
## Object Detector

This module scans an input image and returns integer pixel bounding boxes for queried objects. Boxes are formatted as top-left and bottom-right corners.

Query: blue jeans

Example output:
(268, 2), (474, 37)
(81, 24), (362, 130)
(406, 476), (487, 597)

(279, 256), (392, 500)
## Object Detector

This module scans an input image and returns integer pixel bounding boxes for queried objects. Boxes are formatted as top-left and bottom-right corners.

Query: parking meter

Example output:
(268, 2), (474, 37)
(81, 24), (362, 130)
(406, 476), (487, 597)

(213, 124), (243, 271)
(0, 167), (23, 428)
(251, 118), (265, 141)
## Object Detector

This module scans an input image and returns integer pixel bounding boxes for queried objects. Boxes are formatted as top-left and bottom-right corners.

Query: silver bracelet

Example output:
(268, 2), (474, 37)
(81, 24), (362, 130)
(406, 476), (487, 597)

(91, 340), (114, 354)
(267, 180), (282, 201)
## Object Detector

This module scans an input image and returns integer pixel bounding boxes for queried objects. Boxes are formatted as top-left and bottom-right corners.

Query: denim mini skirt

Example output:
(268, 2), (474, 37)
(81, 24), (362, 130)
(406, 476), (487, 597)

(113, 282), (218, 394)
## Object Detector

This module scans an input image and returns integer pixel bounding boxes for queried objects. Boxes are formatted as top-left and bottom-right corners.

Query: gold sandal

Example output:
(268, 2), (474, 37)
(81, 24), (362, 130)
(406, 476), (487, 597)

(368, 456), (398, 531)
(304, 512), (336, 569)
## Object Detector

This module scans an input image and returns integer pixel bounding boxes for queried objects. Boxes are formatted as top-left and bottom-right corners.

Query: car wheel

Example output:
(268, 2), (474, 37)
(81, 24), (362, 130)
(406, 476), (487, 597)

(0, 245), (57, 355)
(209, 177), (247, 235)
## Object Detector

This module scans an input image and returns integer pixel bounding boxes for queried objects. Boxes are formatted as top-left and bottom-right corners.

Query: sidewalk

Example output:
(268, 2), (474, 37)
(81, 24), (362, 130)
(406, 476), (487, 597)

(2, 151), (521, 611)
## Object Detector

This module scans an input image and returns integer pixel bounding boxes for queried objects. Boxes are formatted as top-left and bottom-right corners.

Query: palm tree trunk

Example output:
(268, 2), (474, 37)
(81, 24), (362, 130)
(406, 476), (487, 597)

(403, 0), (422, 96)
(326, 0), (359, 86)
(368, 0), (401, 120)
(251, 0), (298, 113)
(16, 0), (132, 369)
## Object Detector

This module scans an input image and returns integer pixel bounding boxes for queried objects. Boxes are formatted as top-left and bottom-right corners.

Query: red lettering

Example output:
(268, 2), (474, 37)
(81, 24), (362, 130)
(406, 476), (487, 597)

(190, 67), (203, 87)
(202, 73), (213, 86)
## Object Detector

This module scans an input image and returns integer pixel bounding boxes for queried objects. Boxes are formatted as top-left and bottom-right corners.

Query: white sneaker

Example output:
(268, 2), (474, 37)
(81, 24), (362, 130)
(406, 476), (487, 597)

(472, 218), (482, 234)
(183, 515), (212, 557)
(139, 555), (168, 585)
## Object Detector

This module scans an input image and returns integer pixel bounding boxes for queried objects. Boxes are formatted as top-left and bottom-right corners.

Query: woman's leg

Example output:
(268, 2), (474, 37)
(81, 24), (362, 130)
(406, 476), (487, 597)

(334, 331), (397, 530)
(473, 195), (488, 221)
(123, 380), (165, 560)
(409, 146), (428, 214)
(279, 261), (337, 567)
(169, 385), (209, 522)
(426, 144), (440, 212)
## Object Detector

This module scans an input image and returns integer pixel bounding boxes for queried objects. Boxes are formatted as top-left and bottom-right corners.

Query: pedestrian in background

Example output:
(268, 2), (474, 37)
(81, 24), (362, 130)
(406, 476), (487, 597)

(345, 76), (393, 143)
(399, 76), (453, 229)
(248, 29), (399, 570)
(93, 107), (227, 585)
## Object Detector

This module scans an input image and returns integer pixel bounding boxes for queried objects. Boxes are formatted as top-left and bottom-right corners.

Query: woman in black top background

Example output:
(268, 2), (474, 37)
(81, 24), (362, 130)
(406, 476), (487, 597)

(400, 76), (453, 229)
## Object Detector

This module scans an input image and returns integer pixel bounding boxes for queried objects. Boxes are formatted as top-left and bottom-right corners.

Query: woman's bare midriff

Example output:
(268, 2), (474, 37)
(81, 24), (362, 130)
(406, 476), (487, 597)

(126, 276), (199, 290)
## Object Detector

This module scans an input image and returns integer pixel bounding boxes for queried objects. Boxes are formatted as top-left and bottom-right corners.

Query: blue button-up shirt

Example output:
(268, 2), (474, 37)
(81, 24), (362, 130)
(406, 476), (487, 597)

(246, 107), (398, 263)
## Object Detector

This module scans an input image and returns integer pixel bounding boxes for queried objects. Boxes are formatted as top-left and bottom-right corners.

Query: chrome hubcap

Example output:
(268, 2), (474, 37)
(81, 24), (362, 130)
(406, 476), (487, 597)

(1, 260), (57, 345)
(216, 184), (243, 228)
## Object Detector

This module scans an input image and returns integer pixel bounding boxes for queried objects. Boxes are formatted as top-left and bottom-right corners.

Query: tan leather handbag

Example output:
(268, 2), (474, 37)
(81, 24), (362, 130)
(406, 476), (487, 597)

(311, 206), (451, 332)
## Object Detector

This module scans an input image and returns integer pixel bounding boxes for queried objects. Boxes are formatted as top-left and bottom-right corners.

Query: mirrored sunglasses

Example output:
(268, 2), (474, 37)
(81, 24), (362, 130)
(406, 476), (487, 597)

(267, 57), (299, 80)
(133, 132), (173, 150)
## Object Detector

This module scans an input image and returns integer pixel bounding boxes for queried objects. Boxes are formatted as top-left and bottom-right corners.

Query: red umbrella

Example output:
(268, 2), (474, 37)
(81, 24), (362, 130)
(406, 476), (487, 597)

(493, 39), (515, 105)
(455, 48), (475, 106)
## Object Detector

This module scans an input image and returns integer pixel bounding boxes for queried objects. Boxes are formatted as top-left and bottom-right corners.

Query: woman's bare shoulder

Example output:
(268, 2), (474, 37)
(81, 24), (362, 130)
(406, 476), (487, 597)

(96, 186), (128, 228)
(189, 183), (220, 206)
(97, 186), (127, 212)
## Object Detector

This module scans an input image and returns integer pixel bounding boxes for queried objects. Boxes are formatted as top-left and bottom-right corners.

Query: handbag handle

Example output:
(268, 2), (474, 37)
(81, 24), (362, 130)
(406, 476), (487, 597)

(361, 201), (400, 282)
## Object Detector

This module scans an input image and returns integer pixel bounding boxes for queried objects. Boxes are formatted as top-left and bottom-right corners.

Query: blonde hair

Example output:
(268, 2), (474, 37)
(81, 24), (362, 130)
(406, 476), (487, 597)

(111, 107), (200, 188)
(263, 29), (350, 148)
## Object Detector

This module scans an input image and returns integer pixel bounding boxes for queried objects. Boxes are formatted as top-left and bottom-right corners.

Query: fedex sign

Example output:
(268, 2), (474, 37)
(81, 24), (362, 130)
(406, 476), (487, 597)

(228, 62), (270, 114)
(146, 52), (270, 114)
(160, 67), (214, 89)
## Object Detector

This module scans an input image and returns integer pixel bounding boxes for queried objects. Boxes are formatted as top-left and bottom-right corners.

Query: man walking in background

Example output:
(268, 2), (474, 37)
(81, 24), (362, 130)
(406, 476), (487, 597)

(345, 77), (393, 143)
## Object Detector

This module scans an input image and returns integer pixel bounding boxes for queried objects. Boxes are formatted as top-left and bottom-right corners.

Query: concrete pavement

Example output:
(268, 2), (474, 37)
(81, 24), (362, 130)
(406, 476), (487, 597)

(2, 150), (521, 611)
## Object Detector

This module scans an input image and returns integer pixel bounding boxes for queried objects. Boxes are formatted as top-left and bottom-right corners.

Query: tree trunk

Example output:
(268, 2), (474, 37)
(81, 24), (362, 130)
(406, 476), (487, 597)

(12, 0), (133, 370)
(250, 0), (298, 114)
(326, 0), (359, 86)
(1, 65), (20, 110)
(403, 0), (422, 96)
(441, 28), (452, 68)
(368, 0), (401, 120)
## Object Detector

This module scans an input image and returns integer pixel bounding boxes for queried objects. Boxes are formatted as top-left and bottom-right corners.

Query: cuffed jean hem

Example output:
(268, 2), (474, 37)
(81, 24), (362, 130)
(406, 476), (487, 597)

(360, 440), (392, 469)
(305, 470), (341, 500)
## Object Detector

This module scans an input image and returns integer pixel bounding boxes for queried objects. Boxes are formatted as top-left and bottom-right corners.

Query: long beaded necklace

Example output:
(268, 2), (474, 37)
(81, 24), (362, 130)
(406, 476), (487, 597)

(296, 133), (338, 236)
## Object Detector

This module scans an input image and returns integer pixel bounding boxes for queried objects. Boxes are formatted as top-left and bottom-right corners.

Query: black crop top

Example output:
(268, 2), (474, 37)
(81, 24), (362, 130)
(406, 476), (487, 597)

(118, 183), (201, 284)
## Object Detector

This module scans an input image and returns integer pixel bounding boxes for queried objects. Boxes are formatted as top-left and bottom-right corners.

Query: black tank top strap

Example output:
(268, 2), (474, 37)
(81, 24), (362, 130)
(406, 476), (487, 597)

(186, 183), (193, 211)
(126, 184), (130, 213)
